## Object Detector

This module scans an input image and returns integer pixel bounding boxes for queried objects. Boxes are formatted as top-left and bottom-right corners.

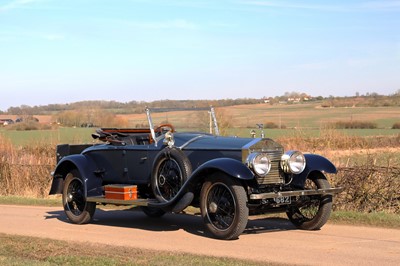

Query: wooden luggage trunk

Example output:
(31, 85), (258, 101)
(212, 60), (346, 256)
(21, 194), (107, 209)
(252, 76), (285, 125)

(104, 184), (138, 200)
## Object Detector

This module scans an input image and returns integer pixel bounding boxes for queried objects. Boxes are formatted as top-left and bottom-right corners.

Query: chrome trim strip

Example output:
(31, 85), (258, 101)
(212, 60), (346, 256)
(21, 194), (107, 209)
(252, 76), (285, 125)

(242, 138), (262, 150)
(179, 135), (205, 150)
(249, 187), (344, 200)
(86, 196), (158, 206)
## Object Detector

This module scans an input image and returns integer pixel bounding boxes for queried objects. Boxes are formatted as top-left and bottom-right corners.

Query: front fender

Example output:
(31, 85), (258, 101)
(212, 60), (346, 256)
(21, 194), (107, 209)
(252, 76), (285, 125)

(292, 154), (337, 188)
(191, 157), (254, 181)
(49, 154), (103, 197)
(148, 157), (254, 210)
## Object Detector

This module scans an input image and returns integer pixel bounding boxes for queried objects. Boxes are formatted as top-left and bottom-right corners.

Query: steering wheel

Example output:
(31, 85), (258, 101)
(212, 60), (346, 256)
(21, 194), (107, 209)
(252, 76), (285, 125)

(154, 123), (175, 135)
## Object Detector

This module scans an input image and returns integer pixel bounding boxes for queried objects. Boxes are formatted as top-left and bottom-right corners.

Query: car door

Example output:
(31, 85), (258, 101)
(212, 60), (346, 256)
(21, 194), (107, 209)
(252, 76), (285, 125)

(85, 146), (129, 184)
(125, 145), (153, 183)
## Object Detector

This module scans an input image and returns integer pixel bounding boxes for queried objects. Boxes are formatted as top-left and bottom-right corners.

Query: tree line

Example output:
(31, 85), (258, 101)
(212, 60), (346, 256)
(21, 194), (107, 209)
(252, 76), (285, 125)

(2, 90), (399, 116)
(2, 99), (261, 115)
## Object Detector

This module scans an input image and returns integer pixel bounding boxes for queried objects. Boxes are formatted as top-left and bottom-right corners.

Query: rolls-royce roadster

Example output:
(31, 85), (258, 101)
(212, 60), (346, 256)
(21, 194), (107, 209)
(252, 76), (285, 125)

(49, 108), (342, 240)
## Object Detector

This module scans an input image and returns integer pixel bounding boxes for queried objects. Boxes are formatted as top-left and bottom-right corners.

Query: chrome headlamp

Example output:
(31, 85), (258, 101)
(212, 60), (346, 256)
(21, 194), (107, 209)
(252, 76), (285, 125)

(281, 151), (306, 174)
(246, 153), (271, 177)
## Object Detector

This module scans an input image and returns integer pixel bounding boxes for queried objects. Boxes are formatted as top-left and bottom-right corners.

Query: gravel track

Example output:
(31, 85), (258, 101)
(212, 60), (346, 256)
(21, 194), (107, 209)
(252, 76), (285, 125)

(0, 205), (399, 265)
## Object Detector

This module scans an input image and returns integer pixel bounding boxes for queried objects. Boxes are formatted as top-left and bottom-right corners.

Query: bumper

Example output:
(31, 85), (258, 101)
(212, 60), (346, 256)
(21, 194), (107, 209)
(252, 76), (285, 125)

(249, 187), (344, 200)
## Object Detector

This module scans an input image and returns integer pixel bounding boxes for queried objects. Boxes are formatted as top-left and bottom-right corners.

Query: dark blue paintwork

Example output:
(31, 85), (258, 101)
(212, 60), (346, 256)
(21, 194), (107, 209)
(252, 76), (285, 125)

(50, 130), (337, 210)
(50, 132), (253, 197)
(292, 154), (337, 188)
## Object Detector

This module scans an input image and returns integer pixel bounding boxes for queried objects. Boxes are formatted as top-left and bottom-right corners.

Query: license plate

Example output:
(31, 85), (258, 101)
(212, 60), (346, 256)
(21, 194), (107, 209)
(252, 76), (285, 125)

(274, 196), (291, 204)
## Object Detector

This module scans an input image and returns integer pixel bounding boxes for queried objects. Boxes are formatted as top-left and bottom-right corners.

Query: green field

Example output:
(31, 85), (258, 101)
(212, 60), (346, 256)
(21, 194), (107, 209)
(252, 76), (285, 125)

(1, 127), (399, 147)
(0, 127), (95, 146)
(1, 103), (399, 146)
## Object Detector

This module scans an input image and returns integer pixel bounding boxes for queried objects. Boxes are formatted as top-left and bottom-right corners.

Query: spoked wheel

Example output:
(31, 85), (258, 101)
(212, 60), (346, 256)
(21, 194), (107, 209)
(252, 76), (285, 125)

(151, 147), (191, 202)
(286, 172), (332, 230)
(62, 170), (96, 224)
(200, 173), (248, 240)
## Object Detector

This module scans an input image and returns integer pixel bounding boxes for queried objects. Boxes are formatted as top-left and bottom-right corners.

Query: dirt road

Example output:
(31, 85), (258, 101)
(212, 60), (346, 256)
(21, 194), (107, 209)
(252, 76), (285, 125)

(0, 205), (399, 265)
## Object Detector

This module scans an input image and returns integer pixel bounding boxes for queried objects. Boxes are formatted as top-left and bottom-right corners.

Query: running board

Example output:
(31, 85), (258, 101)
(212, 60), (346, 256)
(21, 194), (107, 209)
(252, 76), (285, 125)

(86, 196), (158, 206)
(249, 187), (344, 200)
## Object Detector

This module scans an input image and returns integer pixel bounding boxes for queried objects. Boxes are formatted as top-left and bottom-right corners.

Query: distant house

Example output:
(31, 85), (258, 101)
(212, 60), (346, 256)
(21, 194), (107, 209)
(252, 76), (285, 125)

(263, 97), (274, 104)
(287, 97), (301, 103)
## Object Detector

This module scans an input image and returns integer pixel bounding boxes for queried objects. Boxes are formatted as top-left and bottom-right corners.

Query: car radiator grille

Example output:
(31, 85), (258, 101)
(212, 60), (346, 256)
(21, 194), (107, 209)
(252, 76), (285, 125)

(257, 150), (284, 185)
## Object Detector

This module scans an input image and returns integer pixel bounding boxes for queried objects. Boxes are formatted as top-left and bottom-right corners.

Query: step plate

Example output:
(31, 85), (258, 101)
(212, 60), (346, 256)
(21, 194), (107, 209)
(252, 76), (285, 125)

(86, 196), (158, 206)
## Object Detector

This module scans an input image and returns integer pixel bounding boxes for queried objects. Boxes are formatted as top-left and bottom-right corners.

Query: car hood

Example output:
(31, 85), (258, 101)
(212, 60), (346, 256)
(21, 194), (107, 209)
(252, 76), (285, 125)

(174, 133), (282, 152)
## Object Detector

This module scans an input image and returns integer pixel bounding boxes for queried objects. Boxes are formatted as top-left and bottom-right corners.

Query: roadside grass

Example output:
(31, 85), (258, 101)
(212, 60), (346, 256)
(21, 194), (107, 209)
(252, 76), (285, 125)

(0, 196), (61, 207)
(329, 211), (400, 228)
(0, 233), (278, 266)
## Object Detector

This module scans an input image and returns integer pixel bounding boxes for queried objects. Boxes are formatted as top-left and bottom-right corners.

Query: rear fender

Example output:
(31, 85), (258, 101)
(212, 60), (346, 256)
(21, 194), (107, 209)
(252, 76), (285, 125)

(49, 154), (103, 197)
(292, 154), (337, 188)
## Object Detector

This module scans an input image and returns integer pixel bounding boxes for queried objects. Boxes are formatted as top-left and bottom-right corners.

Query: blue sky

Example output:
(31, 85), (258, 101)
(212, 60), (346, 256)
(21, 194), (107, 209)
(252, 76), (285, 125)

(0, 0), (399, 111)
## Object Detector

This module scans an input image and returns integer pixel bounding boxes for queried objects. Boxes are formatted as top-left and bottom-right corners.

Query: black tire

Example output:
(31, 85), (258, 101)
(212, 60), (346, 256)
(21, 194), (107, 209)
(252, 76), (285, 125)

(286, 172), (332, 230)
(140, 206), (166, 218)
(151, 147), (192, 202)
(62, 170), (96, 224)
(200, 173), (249, 240)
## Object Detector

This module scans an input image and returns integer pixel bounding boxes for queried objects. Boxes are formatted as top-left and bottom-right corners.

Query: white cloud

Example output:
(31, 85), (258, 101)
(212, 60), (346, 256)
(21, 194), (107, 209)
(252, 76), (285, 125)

(241, 1), (349, 12)
(0, 0), (39, 12)
(241, 0), (400, 12)
(0, 30), (65, 41)
(43, 34), (65, 41)
(346, 58), (375, 68)
(126, 19), (199, 30)
(292, 61), (331, 70)
(361, 0), (400, 9)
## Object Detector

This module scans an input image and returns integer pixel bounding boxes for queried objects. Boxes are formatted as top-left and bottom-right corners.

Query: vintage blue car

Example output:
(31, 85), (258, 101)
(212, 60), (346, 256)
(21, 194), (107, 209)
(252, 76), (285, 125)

(49, 108), (342, 240)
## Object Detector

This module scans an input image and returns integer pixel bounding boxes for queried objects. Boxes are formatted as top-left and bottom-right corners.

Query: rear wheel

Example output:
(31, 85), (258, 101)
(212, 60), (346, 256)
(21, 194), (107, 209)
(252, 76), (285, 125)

(200, 173), (248, 240)
(62, 170), (96, 224)
(286, 172), (332, 230)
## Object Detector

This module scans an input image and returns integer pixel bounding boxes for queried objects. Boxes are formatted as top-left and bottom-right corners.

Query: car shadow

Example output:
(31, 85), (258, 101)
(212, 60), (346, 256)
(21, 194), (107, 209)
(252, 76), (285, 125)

(245, 217), (297, 235)
(45, 208), (206, 237)
(45, 208), (297, 239)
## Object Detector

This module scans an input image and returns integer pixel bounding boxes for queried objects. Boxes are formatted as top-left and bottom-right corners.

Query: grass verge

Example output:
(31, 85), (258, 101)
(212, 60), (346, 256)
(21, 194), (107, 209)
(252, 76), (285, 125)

(329, 211), (400, 228)
(0, 196), (61, 207)
(0, 233), (279, 266)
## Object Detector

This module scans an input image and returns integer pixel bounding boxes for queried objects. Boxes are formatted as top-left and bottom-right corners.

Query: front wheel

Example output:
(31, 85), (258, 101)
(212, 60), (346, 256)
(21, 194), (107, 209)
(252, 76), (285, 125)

(62, 170), (96, 224)
(286, 172), (332, 230)
(200, 173), (249, 240)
